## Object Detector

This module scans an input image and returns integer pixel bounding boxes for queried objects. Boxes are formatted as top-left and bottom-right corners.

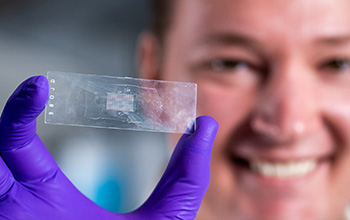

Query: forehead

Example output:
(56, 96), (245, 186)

(171, 0), (350, 43)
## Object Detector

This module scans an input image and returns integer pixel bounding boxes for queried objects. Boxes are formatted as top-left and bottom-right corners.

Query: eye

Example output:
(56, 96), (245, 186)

(209, 59), (251, 73)
(320, 58), (350, 73)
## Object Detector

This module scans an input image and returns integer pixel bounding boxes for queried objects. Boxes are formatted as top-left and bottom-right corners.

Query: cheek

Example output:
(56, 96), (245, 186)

(321, 87), (350, 150)
(196, 81), (259, 213)
(320, 87), (350, 210)
(196, 80), (257, 143)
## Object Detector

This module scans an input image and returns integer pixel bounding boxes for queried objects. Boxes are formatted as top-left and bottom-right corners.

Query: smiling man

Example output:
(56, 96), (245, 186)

(138, 0), (350, 219)
(1, 0), (350, 219)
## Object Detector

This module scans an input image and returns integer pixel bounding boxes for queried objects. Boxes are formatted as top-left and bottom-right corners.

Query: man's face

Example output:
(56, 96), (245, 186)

(141, 0), (350, 219)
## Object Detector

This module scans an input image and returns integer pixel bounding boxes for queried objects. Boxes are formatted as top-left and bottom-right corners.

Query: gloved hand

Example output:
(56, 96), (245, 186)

(0, 76), (218, 220)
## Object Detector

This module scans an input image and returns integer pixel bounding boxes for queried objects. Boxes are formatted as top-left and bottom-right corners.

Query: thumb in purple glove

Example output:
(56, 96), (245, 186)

(0, 76), (120, 220)
(0, 75), (218, 220)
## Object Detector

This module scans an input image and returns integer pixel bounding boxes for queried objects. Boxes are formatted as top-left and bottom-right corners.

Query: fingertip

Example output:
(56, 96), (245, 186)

(176, 116), (218, 157)
(196, 115), (219, 130)
(0, 76), (49, 129)
(28, 75), (49, 89)
(194, 116), (219, 142)
(6, 75), (49, 107)
(21, 75), (49, 108)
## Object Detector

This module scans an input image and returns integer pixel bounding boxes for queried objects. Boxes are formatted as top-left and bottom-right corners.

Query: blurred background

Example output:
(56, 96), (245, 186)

(0, 0), (169, 213)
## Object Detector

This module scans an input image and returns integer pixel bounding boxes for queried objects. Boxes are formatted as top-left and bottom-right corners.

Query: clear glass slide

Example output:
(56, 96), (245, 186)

(44, 71), (197, 134)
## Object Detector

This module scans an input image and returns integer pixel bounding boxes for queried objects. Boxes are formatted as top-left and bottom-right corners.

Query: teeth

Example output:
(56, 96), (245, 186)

(250, 160), (317, 178)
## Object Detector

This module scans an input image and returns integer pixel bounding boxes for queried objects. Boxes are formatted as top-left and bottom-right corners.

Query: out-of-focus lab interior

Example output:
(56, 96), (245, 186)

(0, 0), (168, 213)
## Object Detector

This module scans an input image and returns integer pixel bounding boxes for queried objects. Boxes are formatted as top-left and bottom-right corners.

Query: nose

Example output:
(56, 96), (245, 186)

(251, 65), (318, 143)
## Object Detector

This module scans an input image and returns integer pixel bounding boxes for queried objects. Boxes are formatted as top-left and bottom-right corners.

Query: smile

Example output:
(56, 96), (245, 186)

(250, 160), (316, 178)
(231, 154), (332, 182)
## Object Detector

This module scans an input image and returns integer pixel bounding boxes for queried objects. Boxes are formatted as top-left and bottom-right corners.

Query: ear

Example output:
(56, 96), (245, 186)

(137, 31), (162, 80)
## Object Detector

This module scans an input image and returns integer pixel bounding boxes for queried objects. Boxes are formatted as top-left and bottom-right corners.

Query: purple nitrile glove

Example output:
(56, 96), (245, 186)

(0, 76), (218, 220)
